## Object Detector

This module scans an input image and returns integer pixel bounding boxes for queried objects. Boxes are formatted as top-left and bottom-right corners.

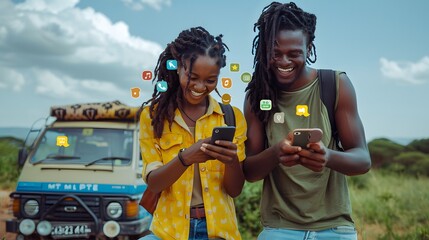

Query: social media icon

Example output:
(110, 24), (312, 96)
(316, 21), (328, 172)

(56, 136), (70, 147)
(142, 70), (152, 80)
(166, 60), (177, 70)
(260, 99), (272, 111)
(241, 72), (252, 83)
(273, 112), (285, 123)
(296, 105), (310, 117)
(131, 87), (141, 98)
(156, 80), (168, 92)
(222, 77), (232, 88)
(221, 93), (232, 105)
(82, 129), (93, 136)
(230, 63), (239, 72)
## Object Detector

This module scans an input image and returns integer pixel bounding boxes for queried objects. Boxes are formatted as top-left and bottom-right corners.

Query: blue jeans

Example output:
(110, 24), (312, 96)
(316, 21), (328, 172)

(138, 218), (210, 240)
(258, 226), (357, 240)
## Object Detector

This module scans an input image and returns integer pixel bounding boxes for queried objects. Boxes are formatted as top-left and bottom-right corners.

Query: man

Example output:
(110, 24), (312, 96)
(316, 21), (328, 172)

(243, 2), (371, 239)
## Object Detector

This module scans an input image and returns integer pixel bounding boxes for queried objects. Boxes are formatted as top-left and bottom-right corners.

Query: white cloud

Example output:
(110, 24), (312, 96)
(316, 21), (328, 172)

(121, 0), (172, 11)
(0, 0), (162, 100)
(0, 67), (25, 91)
(380, 57), (429, 85)
(34, 69), (129, 101)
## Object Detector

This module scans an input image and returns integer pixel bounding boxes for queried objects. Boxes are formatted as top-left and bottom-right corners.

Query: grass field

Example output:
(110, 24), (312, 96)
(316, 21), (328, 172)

(350, 171), (429, 240)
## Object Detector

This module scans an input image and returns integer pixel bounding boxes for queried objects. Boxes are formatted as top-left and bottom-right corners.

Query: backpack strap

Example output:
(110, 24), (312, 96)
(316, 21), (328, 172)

(219, 103), (236, 127)
(318, 69), (341, 149)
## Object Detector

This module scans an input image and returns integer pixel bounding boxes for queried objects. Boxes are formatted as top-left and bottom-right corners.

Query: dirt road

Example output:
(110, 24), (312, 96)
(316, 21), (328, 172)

(0, 190), (16, 240)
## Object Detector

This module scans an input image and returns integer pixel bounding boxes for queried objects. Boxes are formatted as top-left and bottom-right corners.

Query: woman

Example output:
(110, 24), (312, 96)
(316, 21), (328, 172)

(139, 27), (246, 240)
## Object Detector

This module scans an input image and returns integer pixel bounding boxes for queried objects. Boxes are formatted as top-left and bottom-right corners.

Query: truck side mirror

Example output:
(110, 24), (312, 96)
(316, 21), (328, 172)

(18, 148), (28, 166)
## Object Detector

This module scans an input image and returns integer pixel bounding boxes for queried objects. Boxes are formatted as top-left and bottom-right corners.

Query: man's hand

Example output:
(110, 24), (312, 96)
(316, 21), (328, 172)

(298, 142), (329, 172)
(276, 138), (301, 167)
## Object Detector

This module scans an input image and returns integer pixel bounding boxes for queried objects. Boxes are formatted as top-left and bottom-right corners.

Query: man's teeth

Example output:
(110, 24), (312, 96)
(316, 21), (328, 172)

(278, 67), (293, 72)
(191, 90), (204, 97)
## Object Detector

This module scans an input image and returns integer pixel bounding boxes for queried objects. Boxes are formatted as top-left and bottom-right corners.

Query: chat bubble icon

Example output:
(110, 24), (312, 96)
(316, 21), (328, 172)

(296, 105), (310, 117)
(56, 136), (70, 147)
(273, 112), (285, 123)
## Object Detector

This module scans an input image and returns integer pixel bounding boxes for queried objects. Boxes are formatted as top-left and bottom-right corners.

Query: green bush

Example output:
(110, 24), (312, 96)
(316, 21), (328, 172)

(0, 137), (23, 189)
(389, 151), (429, 177)
(407, 138), (429, 154)
(368, 138), (405, 168)
(235, 181), (262, 239)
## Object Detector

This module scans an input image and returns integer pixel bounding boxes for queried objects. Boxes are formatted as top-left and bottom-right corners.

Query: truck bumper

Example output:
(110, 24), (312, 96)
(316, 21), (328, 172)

(6, 216), (151, 238)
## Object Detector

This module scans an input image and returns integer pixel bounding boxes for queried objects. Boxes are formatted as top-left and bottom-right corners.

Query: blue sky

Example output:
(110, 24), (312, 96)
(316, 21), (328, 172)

(0, 0), (428, 141)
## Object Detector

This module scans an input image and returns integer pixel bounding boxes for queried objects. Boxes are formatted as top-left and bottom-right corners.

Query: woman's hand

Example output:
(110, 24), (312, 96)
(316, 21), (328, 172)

(199, 139), (238, 165)
(179, 138), (212, 165)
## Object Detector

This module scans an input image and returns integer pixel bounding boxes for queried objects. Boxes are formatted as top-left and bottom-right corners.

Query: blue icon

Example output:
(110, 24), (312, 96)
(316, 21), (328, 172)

(156, 80), (168, 92)
(166, 60), (177, 70)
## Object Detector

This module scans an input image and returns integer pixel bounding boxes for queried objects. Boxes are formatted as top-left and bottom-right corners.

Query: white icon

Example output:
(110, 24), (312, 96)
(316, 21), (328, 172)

(273, 112), (285, 123)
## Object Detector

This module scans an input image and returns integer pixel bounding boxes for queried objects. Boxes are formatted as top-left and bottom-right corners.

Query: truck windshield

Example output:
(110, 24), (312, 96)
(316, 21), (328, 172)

(30, 127), (133, 166)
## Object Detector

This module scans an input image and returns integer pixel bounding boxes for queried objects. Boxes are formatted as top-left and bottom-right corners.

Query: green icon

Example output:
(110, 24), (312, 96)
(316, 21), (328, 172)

(260, 99), (272, 111)
(230, 63), (240, 72)
(241, 72), (252, 83)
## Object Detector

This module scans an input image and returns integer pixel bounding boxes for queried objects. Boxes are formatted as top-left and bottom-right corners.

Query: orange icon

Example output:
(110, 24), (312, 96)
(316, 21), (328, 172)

(221, 94), (232, 105)
(131, 87), (141, 98)
(142, 70), (152, 80)
(222, 77), (232, 88)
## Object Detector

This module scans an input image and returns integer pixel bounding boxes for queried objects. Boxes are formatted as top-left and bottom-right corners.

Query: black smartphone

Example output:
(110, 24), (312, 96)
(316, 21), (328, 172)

(210, 126), (236, 144)
(291, 128), (323, 148)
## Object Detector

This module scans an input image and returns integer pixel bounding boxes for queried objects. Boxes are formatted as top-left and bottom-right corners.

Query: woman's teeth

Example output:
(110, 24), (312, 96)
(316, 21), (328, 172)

(191, 90), (204, 97)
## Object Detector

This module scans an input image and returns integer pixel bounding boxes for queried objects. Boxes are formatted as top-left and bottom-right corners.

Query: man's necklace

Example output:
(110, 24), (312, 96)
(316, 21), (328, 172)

(179, 99), (209, 123)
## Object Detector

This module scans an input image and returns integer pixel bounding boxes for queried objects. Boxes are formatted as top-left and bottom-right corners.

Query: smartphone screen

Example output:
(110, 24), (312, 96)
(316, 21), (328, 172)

(210, 126), (236, 144)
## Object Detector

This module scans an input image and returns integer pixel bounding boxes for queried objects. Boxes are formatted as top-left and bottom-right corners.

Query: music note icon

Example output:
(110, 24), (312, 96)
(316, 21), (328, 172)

(142, 70), (152, 80)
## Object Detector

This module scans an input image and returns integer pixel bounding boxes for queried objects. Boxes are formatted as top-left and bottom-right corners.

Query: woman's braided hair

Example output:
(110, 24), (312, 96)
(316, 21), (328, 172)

(142, 27), (228, 138)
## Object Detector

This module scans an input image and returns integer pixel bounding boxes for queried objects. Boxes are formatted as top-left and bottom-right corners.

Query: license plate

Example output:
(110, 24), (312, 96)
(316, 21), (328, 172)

(51, 224), (91, 238)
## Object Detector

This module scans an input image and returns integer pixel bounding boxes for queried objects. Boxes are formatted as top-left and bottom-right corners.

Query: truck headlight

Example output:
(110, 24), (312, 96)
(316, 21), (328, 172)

(24, 200), (39, 217)
(106, 202), (122, 219)
(19, 219), (35, 236)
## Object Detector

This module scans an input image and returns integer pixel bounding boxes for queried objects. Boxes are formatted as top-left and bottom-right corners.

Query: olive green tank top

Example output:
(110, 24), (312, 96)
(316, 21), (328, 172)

(261, 72), (354, 230)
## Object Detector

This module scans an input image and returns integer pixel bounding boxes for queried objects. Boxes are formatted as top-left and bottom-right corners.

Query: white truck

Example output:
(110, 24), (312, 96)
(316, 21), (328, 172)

(6, 101), (152, 239)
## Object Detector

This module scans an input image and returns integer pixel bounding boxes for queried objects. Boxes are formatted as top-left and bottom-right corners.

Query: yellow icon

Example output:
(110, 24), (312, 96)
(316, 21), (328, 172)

(82, 128), (93, 136)
(230, 63), (239, 72)
(221, 93), (232, 105)
(131, 87), (140, 98)
(296, 105), (310, 117)
(56, 136), (70, 147)
(222, 77), (232, 88)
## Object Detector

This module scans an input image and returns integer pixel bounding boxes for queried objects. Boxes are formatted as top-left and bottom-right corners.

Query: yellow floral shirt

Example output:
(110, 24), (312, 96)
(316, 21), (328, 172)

(139, 96), (247, 240)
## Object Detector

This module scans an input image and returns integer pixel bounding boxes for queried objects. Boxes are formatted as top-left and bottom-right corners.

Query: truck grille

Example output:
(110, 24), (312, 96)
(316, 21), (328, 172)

(44, 195), (101, 221)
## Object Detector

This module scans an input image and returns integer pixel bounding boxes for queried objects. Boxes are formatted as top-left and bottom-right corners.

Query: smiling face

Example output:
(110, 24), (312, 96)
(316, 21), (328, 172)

(270, 29), (310, 87)
(178, 54), (220, 106)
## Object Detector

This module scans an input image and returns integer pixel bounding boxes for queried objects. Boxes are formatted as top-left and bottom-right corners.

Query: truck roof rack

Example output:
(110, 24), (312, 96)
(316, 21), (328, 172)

(50, 100), (139, 122)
